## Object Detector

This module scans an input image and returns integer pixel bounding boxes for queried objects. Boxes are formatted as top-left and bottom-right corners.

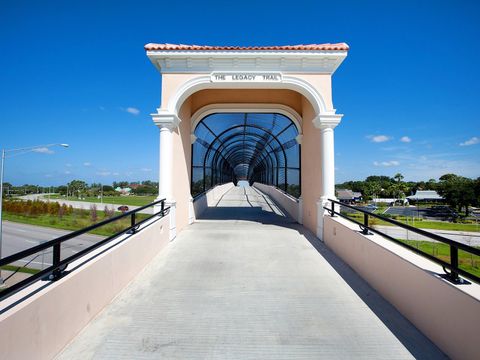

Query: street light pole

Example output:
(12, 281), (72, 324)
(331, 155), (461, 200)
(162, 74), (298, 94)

(0, 149), (6, 262)
(0, 143), (69, 285)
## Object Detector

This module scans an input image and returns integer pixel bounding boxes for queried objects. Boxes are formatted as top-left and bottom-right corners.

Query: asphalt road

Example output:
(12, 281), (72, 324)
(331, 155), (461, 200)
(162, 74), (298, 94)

(1, 221), (105, 270)
(373, 225), (480, 247)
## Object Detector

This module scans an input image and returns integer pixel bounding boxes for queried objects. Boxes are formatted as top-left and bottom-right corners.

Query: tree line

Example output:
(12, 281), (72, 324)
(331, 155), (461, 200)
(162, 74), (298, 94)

(2, 180), (159, 197)
(336, 173), (480, 215)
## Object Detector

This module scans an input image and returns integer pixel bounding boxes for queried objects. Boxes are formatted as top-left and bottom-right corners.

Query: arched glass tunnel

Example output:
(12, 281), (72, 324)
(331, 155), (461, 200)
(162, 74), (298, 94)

(191, 113), (301, 198)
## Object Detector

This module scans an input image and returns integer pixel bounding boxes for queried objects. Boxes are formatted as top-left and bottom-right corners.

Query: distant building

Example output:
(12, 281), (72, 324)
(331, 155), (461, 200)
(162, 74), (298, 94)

(371, 198), (406, 206)
(406, 190), (443, 203)
(337, 189), (362, 204)
(114, 187), (132, 195)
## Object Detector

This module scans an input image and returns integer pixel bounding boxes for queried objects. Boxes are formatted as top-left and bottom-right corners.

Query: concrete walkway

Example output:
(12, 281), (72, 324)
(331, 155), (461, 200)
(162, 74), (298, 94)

(57, 186), (445, 359)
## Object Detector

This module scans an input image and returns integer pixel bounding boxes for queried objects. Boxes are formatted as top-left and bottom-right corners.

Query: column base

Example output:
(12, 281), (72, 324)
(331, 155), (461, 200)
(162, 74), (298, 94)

(297, 196), (303, 224)
(167, 200), (176, 241)
(188, 196), (195, 225)
(154, 197), (177, 241)
(316, 196), (335, 241)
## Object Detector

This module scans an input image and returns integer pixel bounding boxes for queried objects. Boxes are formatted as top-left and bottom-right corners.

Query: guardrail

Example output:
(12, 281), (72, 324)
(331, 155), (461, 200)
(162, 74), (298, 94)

(0, 199), (170, 302)
(324, 199), (480, 284)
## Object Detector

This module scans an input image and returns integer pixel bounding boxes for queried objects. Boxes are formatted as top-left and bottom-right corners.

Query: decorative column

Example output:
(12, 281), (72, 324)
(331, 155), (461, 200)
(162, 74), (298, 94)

(295, 134), (303, 224)
(313, 113), (342, 240)
(188, 134), (197, 224)
(152, 109), (180, 240)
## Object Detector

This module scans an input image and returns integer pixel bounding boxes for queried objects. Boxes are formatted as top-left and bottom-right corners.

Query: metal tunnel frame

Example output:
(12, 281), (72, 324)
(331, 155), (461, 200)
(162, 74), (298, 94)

(191, 113), (301, 198)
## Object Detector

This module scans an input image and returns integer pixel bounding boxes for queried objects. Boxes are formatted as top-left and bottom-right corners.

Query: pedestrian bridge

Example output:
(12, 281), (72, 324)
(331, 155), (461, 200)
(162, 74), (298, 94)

(55, 186), (442, 359)
(1, 43), (480, 359)
(1, 184), (479, 359)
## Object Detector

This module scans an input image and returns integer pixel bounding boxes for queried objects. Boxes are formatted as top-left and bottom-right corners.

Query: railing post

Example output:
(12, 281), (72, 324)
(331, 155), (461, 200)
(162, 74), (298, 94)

(362, 213), (369, 235)
(450, 245), (459, 282)
(130, 213), (136, 233)
(330, 201), (335, 217)
(161, 200), (165, 216)
(51, 243), (62, 280)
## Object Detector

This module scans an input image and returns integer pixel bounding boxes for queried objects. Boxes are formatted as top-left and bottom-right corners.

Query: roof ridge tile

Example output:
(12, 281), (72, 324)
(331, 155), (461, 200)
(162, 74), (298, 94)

(144, 43), (349, 51)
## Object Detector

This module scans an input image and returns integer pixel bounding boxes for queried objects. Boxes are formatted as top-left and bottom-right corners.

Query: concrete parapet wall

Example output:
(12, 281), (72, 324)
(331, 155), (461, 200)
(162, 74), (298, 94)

(0, 215), (171, 360)
(324, 215), (480, 360)
(253, 183), (299, 222)
(193, 182), (234, 219)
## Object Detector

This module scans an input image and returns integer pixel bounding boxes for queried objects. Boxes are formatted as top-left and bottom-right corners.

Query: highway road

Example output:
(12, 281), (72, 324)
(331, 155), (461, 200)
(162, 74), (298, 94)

(372, 225), (480, 247)
(1, 221), (105, 270)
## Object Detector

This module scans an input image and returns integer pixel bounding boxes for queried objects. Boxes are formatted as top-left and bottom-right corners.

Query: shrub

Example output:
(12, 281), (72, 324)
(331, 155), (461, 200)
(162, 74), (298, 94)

(90, 204), (98, 222)
(104, 205), (115, 218)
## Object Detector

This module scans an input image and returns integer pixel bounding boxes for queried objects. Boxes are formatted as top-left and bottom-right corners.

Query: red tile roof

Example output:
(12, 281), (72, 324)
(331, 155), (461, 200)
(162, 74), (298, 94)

(145, 43), (349, 51)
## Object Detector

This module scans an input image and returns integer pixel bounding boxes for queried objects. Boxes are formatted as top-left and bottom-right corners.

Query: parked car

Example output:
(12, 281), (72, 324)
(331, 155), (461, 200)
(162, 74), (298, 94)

(117, 205), (129, 213)
(366, 204), (378, 210)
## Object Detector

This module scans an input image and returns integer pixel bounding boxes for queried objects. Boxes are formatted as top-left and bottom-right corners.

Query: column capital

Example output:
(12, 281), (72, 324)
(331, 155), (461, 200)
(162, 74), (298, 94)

(151, 109), (180, 130)
(312, 113), (343, 130)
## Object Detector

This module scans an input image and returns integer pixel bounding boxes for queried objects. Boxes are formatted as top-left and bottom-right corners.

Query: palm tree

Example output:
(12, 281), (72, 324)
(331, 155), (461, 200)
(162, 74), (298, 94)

(394, 173), (404, 183)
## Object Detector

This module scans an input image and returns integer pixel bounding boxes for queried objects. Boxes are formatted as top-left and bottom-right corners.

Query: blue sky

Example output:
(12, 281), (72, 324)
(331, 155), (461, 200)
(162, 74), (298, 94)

(0, 0), (479, 186)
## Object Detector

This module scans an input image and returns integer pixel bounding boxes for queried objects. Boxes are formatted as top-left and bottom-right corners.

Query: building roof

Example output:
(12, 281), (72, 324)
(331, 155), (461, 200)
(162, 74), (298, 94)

(406, 190), (443, 200)
(144, 43), (349, 51)
(337, 189), (362, 200)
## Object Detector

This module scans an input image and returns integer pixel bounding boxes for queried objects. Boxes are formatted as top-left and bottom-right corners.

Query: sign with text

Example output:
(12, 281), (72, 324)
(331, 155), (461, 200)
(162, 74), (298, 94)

(210, 72), (283, 83)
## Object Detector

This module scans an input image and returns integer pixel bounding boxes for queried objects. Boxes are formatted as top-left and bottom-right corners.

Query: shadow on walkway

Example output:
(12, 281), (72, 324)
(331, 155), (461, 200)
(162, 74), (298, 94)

(199, 185), (446, 359)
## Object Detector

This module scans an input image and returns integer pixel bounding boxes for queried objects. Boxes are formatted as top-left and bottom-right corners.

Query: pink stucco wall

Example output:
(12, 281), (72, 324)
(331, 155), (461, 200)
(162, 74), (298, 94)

(324, 215), (480, 360)
(160, 73), (334, 236)
(0, 216), (171, 360)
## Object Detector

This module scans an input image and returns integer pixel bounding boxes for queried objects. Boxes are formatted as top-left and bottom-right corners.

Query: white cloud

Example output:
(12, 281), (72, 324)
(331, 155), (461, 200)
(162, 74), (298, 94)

(368, 135), (391, 143)
(66, 163), (72, 167)
(459, 136), (479, 146)
(33, 147), (54, 154)
(112, 172), (120, 176)
(373, 160), (400, 167)
(400, 136), (412, 143)
(83, 162), (91, 167)
(64, 170), (71, 175)
(44, 174), (52, 178)
(141, 168), (152, 172)
(96, 171), (111, 176)
(125, 107), (140, 115)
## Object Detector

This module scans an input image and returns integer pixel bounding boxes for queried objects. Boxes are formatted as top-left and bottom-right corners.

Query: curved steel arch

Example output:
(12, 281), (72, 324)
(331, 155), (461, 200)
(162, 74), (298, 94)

(204, 124), (286, 188)
(191, 113), (301, 198)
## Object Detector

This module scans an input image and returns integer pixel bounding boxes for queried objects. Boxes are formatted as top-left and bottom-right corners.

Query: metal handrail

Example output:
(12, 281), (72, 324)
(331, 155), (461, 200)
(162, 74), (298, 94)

(0, 198), (169, 302)
(325, 199), (480, 284)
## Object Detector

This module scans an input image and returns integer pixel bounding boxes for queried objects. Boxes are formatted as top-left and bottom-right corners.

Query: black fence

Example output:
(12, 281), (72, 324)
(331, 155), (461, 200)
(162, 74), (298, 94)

(325, 199), (480, 284)
(0, 199), (169, 302)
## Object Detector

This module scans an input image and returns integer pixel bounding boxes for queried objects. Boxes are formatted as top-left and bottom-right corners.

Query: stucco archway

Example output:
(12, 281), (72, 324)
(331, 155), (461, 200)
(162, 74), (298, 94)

(145, 43), (349, 240)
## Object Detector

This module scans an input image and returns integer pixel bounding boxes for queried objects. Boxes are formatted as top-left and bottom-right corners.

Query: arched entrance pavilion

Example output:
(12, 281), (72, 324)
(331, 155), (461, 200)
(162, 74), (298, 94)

(145, 43), (349, 240)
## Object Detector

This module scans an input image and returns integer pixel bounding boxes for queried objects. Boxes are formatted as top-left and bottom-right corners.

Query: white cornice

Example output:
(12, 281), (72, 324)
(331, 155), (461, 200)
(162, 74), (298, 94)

(146, 50), (347, 75)
(313, 114), (343, 130)
(151, 109), (180, 129)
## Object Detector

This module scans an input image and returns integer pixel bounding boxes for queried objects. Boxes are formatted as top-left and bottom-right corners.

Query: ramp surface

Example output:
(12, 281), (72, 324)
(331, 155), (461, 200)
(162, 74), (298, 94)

(57, 186), (444, 359)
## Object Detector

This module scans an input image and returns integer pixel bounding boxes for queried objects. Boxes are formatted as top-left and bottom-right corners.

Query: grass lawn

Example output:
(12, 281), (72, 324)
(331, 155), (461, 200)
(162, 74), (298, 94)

(399, 239), (480, 279)
(343, 212), (480, 232)
(3, 210), (150, 237)
(48, 195), (157, 206)
(1, 264), (40, 274)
